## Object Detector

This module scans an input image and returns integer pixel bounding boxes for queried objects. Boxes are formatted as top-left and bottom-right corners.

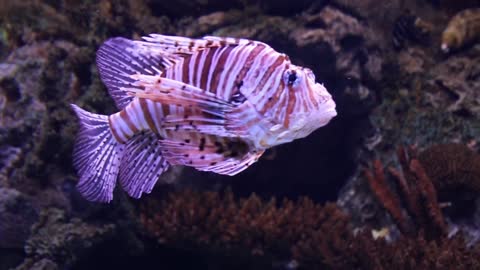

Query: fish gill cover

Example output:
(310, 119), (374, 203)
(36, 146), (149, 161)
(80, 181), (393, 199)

(0, 0), (480, 269)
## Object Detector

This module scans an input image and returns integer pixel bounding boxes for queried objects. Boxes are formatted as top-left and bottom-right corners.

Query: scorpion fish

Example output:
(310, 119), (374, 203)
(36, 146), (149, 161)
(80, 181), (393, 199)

(71, 34), (337, 202)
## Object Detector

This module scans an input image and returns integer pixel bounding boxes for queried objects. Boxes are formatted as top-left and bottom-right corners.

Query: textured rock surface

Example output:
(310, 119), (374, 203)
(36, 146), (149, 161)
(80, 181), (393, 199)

(0, 188), (37, 249)
(15, 209), (115, 269)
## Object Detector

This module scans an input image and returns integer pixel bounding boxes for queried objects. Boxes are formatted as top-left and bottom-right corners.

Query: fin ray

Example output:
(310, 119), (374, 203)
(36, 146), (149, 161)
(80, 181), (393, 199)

(199, 151), (264, 175)
(139, 34), (244, 54)
(126, 75), (247, 138)
(158, 135), (262, 176)
(96, 37), (178, 109)
(118, 132), (169, 198)
(71, 104), (123, 202)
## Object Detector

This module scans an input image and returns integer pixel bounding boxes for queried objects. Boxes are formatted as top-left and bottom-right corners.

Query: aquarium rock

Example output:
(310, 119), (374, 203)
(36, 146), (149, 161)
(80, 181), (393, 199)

(17, 208), (115, 269)
(0, 188), (37, 249)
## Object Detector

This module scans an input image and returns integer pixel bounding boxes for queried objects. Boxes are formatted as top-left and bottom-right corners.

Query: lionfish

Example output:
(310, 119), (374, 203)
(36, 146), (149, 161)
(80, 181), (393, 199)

(71, 34), (337, 202)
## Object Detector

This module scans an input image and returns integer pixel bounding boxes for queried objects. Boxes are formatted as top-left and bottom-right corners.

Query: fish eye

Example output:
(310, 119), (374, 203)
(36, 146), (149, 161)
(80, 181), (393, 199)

(288, 73), (297, 84)
(284, 70), (299, 86)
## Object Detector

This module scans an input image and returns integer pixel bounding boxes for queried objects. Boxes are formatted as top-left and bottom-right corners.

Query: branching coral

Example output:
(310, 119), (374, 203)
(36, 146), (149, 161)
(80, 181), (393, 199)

(349, 232), (480, 270)
(140, 189), (356, 269)
(364, 145), (447, 239)
(139, 188), (480, 269)
(365, 142), (480, 239)
(364, 159), (411, 234)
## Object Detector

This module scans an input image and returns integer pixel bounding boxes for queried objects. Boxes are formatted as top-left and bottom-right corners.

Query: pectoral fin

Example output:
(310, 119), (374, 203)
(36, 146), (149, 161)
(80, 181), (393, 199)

(124, 75), (251, 138)
(158, 134), (263, 176)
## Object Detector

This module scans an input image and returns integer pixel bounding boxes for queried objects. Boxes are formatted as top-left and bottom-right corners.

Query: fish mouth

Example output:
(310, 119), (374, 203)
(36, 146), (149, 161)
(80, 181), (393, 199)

(317, 99), (337, 125)
(323, 99), (337, 116)
(318, 111), (336, 126)
(326, 107), (337, 118)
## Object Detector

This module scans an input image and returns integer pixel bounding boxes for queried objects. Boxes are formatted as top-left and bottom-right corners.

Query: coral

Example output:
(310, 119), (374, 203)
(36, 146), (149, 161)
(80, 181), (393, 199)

(351, 232), (480, 270)
(364, 146), (447, 239)
(140, 188), (357, 269)
(364, 159), (411, 234)
(418, 143), (480, 197)
(140, 188), (480, 269)
(341, 140), (480, 255)
(417, 143), (480, 217)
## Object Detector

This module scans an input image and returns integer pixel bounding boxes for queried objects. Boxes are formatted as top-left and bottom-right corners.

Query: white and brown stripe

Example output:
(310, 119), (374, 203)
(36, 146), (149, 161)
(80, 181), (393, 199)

(108, 37), (327, 143)
(108, 98), (167, 143)
(161, 39), (299, 127)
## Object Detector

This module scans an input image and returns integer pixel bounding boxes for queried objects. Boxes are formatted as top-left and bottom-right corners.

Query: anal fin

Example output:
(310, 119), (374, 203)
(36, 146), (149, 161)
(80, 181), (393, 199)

(200, 151), (264, 175)
(118, 132), (169, 198)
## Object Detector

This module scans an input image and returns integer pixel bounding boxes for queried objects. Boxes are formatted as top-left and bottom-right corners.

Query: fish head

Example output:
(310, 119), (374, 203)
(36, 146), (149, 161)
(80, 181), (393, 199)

(277, 65), (337, 140)
(249, 64), (337, 149)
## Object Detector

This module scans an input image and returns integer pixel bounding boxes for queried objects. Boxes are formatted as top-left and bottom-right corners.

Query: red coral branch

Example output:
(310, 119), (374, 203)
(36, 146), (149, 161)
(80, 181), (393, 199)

(365, 145), (448, 240)
(388, 166), (424, 230)
(410, 159), (447, 237)
(364, 159), (412, 234)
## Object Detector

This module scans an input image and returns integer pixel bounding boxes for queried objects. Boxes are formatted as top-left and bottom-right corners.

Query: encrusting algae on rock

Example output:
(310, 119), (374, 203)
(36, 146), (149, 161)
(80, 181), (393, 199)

(70, 34), (337, 202)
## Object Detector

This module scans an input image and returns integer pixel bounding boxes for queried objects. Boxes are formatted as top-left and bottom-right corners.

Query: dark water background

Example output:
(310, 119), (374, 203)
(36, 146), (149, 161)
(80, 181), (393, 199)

(1, 0), (480, 269)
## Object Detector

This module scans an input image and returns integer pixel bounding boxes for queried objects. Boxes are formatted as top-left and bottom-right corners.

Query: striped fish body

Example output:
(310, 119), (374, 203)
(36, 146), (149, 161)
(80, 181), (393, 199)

(70, 34), (337, 202)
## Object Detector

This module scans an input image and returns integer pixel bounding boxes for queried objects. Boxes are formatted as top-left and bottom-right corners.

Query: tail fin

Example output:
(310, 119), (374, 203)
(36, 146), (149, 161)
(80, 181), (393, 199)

(70, 104), (123, 202)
